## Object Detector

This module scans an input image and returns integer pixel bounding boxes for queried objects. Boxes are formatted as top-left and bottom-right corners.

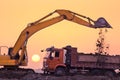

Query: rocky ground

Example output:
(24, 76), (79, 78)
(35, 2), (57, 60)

(0, 73), (120, 80)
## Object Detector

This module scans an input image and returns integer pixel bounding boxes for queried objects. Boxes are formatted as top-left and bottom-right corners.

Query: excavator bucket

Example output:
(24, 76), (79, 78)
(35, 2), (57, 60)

(94, 17), (112, 28)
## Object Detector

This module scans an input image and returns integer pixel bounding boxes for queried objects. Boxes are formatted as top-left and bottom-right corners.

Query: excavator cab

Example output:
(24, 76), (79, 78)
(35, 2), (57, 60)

(0, 46), (8, 55)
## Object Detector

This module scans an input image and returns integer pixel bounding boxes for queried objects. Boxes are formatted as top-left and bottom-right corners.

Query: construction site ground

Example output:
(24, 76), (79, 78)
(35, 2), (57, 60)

(0, 72), (120, 80)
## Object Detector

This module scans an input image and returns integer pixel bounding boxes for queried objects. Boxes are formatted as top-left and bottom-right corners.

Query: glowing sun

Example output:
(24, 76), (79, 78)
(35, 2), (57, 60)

(32, 54), (40, 62)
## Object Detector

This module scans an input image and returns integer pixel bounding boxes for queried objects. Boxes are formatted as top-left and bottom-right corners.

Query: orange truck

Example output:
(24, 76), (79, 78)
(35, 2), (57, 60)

(42, 46), (120, 76)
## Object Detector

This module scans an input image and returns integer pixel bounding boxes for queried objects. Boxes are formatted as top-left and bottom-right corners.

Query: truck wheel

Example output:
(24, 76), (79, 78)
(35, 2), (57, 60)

(104, 71), (115, 77)
(91, 69), (102, 76)
(55, 67), (66, 76)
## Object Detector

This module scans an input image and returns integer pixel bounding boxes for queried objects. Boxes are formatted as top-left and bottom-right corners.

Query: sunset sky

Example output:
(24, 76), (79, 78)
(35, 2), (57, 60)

(0, 0), (120, 69)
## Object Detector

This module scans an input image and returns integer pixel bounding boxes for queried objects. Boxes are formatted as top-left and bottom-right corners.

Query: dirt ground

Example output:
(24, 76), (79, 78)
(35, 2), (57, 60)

(0, 73), (120, 80)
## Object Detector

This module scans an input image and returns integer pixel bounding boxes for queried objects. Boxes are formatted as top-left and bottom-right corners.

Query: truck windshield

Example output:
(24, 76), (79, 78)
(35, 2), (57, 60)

(46, 50), (60, 58)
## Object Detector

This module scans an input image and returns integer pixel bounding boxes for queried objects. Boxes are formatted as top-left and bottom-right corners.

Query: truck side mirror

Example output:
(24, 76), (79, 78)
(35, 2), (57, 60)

(41, 50), (44, 52)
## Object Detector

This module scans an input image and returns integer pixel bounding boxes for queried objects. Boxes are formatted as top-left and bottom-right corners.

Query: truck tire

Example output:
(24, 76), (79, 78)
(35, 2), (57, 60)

(55, 67), (66, 76)
(91, 69), (102, 76)
(104, 70), (115, 77)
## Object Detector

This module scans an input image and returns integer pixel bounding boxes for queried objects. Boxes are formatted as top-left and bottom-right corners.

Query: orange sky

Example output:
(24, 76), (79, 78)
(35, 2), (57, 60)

(0, 0), (120, 69)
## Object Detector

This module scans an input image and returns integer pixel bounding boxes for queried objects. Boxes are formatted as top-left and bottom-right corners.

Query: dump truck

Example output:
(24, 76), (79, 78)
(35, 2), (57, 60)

(42, 45), (120, 76)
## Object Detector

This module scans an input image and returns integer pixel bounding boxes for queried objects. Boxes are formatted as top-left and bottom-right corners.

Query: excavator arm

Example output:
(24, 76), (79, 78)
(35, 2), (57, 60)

(10, 9), (111, 65)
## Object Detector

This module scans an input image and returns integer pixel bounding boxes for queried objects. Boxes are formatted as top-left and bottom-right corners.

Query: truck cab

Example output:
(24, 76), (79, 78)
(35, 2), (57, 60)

(42, 45), (77, 75)
(42, 46), (66, 74)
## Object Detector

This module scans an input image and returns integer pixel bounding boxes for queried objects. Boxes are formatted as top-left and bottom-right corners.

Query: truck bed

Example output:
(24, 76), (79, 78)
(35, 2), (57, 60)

(70, 48), (120, 69)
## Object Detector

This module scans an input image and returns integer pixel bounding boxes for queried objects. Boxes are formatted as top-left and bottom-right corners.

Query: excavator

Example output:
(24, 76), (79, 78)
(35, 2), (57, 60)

(0, 9), (111, 74)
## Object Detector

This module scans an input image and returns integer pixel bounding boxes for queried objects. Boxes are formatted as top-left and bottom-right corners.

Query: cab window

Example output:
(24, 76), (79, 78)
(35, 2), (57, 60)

(55, 51), (59, 57)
